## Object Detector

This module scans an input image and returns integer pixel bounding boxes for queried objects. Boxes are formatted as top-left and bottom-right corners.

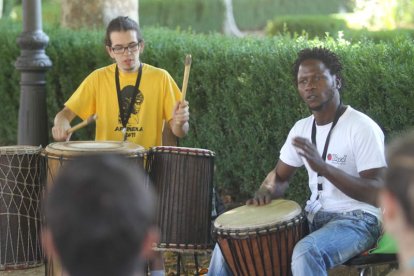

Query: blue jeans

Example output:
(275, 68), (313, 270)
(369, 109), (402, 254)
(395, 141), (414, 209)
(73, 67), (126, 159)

(208, 210), (381, 276)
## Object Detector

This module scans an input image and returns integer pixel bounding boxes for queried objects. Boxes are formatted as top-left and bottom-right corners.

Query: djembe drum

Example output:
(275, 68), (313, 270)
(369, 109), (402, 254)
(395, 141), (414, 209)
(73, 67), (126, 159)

(146, 146), (215, 250)
(213, 199), (308, 276)
(42, 141), (146, 276)
(0, 146), (43, 270)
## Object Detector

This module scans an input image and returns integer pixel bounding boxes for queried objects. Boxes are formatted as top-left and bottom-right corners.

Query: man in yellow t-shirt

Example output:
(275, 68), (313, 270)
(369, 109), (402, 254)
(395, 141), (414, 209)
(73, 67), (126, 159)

(52, 16), (189, 149)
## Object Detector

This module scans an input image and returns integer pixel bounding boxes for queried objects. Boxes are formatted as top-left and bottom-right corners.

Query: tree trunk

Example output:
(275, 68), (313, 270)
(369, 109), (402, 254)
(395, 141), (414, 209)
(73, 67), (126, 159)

(223, 0), (243, 37)
(61, 0), (139, 29)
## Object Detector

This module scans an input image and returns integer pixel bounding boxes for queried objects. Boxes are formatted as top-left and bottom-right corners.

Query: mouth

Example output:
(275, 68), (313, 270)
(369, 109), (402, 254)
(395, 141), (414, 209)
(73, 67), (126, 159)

(306, 95), (317, 102)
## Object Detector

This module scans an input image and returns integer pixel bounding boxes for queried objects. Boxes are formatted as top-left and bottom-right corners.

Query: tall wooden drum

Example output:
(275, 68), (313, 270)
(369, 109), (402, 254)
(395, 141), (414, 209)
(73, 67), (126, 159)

(42, 141), (146, 276)
(146, 146), (215, 251)
(0, 146), (43, 270)
(213, 199), (308, 276)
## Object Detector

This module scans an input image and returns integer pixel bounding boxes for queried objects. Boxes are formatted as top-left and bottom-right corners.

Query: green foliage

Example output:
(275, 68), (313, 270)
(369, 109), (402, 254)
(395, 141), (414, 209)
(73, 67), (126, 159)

(265, 15), (348, 38)
(1, 23), (413, 205)
(234, 0), (354, 30)
(139, 0), (224, 33)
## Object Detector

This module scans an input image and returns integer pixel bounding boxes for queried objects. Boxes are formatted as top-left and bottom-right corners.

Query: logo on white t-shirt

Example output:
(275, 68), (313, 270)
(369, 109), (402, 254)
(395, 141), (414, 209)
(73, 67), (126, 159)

(327, 153), (347, 165)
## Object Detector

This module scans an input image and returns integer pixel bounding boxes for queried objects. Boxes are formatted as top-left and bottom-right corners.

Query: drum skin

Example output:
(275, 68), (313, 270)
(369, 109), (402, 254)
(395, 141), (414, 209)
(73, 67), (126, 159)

(42, 141), (146, 276)
(213, 199), (308, 276)
(0, 146), (43, 270)
(43, 141), (145, 191)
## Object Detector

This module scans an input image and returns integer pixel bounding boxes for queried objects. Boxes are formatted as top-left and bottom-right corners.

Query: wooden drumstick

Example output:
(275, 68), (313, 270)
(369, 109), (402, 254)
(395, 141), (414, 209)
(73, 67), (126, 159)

(181, 54), (192, 101)
(67, 114), (98, 134)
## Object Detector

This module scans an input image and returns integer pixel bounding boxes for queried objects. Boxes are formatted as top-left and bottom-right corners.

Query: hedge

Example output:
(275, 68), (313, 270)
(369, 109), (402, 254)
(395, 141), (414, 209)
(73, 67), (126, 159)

(1, 22), (413, 205)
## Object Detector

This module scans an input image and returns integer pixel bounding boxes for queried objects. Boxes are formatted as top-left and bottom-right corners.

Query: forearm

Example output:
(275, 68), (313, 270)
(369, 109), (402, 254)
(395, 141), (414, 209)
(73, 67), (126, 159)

(320, 164), (384, 206)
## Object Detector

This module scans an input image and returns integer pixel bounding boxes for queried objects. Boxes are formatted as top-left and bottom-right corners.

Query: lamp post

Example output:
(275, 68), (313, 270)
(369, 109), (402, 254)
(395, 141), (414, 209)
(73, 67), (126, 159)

(15, 0), (52, 146)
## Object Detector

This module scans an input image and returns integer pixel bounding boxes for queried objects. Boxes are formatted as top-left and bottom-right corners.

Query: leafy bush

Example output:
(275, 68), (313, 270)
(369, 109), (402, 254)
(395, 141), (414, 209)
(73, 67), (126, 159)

(139, 0), (224, 33)
(265, 15), (348, 38)
(234, 0), (354, 30)
(1, 22), (413, 205)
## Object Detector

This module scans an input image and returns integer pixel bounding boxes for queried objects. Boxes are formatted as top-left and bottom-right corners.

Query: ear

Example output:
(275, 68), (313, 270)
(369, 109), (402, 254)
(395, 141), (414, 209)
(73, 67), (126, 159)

(379, 189), (400, 230)
(335, 77), (342, 90)
(41, 227), (59, 259)
(139, 226), (160, 259)
(139, 41), (145, 54)
(106, 46), (115, 59)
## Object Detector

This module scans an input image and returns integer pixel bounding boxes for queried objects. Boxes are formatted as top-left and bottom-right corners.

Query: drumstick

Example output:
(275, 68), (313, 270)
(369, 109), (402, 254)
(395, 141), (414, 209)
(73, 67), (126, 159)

(181, 54), (192, 101)
(67, 114), (98, 134)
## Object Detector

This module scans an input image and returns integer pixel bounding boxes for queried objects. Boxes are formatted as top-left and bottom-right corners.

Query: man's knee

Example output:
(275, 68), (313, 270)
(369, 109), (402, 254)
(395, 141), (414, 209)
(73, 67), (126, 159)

(292, 235), (319, 263)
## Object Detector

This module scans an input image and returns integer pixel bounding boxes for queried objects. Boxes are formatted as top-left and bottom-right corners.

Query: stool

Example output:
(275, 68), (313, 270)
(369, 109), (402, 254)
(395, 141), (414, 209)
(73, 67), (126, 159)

(344, 253), (398, 276)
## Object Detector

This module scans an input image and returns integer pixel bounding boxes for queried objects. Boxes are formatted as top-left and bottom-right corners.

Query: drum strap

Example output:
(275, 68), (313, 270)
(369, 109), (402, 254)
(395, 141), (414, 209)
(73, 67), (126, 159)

(311, 103), (346, 199)
(115, 63), (143, 141)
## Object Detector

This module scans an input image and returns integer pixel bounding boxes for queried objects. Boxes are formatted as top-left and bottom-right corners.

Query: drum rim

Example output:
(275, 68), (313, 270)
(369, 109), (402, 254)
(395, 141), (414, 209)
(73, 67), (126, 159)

(213, 213), (305, 237)
(0, 145), (42, 154)
(213, 199), (303, 234)
(43, 141), (146, 157)
(149, 146), (215, 156)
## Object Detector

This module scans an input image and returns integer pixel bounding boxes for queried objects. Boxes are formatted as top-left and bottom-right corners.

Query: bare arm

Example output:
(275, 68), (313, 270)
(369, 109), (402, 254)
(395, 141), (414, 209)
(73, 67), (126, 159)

(169, 100), (189, 138)
(52, 107), (77, 141)
(292, 136), (384, 206)
(246, 160), (297, 206)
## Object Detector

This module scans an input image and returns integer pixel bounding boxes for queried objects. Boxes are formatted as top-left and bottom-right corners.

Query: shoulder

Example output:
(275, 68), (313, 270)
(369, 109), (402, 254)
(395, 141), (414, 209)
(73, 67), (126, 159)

(85, 64), (115, 79)
(143, 63), (171, 78)
(291, 114), (314, 132)
(344, 106), (383, 134)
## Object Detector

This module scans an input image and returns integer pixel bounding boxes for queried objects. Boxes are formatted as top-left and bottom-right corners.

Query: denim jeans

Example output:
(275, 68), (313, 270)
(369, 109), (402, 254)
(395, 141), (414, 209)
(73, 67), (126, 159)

(207, 209), (381, 276)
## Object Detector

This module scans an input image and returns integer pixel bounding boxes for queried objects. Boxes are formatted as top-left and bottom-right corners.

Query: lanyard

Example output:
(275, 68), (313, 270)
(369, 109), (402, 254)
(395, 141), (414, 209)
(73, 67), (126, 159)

(115, 63), (143, 141)
(311, 104), (346, 197)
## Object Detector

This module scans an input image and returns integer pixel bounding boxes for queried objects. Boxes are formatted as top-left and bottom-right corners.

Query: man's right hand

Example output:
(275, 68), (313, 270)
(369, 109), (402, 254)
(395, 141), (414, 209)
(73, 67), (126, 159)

(246, 187), (273, 206)
(52, 107), (76, 141)
(52, 123), (71, 141)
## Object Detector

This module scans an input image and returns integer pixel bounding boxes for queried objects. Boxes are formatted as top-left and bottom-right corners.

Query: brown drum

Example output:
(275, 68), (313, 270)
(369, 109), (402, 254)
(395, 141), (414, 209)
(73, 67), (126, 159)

(0, 146), (43, 270)
(213, 199), (308, 276)
(42, 141), (146, 276)
(146, 146), (215, 251)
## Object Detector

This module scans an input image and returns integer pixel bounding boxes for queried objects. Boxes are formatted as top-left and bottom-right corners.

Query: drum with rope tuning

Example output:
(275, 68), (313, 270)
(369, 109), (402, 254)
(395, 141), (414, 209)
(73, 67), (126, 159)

(0, 145), (44, 270)
(42, 141), (146, 276)
(146, 146), (215, 251)
(213, 199), (308, 276)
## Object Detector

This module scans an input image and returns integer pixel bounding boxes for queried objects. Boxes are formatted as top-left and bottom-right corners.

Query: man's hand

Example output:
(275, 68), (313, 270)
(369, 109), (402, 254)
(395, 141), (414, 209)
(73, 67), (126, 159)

(170, 100), (189, 137)
(292, 136), (327, 175)
(246, 187), (273, 206)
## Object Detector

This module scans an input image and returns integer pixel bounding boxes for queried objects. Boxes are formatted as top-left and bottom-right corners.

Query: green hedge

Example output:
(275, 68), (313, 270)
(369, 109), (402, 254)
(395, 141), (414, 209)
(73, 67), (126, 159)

(265, 14), (348, 38)
(139, 0), (224, 33)
(234, 0), (353, 30)
(1, 22), (413, 205)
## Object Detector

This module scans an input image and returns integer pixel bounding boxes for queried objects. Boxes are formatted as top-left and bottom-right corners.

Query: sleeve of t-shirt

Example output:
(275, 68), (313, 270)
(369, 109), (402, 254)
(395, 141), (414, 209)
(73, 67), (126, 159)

(162, 70), (181, 122)
(65, 72), (97, 121)
(352, 120), (386, 172)
(280, 124), (304, 168)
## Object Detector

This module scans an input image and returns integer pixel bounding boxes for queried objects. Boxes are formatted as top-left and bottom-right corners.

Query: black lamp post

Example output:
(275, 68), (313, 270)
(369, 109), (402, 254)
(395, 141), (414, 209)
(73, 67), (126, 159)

(15, 0), (52, 146)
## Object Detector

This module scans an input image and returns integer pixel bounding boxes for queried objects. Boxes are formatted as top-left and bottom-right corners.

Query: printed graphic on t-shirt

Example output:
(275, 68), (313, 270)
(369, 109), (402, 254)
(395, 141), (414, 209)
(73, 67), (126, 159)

(115, 85), (144, 138)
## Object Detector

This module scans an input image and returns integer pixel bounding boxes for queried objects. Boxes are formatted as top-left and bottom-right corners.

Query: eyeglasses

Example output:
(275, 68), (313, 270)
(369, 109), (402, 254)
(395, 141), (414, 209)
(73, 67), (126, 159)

(111, 42), (140, 55)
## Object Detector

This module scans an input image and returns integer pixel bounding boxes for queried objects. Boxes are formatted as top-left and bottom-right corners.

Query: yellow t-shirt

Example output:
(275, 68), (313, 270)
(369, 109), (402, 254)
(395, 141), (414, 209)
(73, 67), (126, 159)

(65, 63), (181, 149)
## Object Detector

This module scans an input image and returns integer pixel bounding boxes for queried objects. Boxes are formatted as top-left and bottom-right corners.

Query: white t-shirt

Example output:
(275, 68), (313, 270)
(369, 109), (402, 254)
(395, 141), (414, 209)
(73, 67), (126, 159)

(280, 106), (386, 218)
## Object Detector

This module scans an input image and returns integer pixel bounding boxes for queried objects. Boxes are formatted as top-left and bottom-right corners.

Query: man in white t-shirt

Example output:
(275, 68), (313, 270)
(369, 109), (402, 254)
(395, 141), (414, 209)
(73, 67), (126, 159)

(208, 47), (385, 276)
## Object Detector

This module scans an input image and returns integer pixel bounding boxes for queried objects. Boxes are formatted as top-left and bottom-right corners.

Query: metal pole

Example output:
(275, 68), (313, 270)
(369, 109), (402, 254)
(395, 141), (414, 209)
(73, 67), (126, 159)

(15, 0), (52, 147)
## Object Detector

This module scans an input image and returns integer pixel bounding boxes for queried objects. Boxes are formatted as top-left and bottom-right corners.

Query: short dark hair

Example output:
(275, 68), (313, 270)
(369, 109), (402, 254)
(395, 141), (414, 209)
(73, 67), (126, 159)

(105, 16), (143, 47)
(385, 130), (414, 227)
(44, 155), (155, 276)
(292, 47), (344, 90)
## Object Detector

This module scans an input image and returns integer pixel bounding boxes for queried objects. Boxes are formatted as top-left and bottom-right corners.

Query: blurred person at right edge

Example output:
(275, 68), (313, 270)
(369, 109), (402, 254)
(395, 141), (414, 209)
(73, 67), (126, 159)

(380, 130), (414, 276)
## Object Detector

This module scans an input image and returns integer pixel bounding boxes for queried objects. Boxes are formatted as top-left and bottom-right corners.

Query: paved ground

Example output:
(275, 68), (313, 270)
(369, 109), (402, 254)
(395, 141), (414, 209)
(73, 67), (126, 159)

(1, 251), (396, 275)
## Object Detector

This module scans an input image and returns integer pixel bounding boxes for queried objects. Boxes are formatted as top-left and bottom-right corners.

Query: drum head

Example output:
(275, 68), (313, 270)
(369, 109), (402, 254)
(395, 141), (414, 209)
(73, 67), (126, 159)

(0, 145), (42, 155)
(214, 199), (301, 233)
(150, 146), (215, 156)
(45, 141), (145, 157)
